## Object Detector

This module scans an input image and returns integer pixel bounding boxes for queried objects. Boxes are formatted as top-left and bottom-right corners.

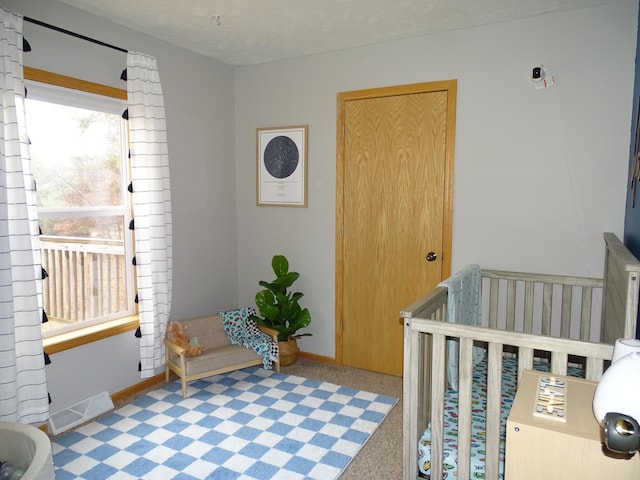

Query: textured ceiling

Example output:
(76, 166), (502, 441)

(56, 0), (617, 66)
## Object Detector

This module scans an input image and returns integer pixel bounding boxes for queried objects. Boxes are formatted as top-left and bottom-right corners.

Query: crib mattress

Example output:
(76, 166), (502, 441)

(417, 355), (580, 479)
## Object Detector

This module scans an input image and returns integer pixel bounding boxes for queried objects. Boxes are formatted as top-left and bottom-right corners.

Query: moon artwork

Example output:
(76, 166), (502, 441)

(263, 136), (299, 179)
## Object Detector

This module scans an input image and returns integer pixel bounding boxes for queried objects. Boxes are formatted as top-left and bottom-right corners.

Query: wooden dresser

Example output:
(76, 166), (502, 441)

(505, 370), (640, 479)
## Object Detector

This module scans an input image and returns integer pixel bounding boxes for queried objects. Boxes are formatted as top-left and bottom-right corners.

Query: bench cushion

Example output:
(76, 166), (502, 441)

(183, 344), (261, 376)
(179, 314), (232, 350)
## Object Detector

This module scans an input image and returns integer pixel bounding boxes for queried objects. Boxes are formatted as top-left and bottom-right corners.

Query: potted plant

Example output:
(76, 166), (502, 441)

(250, 254), (311, 366)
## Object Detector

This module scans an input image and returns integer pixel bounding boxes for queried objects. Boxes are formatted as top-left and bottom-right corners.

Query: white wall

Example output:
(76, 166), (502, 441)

(0, 0), (238, 411)
(235, 2), (638, 359)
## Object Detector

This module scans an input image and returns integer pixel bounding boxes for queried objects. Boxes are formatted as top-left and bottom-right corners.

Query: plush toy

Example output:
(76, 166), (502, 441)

(167, 321), (204, 357)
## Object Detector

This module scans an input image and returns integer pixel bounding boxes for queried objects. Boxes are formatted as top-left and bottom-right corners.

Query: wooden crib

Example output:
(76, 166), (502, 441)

(401, 233), (640, 480)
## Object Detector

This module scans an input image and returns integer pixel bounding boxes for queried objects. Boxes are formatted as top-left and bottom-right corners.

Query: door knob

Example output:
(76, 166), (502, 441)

(426, 252), (437, 262)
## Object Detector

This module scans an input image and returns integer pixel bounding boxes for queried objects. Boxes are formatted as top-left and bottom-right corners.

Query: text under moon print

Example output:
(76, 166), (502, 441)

(263, 135), (299, 179)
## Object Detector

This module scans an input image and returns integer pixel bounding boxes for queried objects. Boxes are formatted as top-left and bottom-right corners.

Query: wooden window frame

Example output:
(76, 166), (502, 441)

(24, 67), (138, 353)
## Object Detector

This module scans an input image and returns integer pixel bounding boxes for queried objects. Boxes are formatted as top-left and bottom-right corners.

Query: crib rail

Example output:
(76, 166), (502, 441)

(402, 269), (605, 341)
(481, 269), (603, 342)
(403, 316), (613, 480)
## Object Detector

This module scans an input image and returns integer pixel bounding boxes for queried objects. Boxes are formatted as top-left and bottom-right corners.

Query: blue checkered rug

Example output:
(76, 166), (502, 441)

(52, 366), (397, 479)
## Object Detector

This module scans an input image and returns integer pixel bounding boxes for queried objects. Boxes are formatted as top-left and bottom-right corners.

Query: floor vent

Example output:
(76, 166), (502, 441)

(49, 391), (114, 435)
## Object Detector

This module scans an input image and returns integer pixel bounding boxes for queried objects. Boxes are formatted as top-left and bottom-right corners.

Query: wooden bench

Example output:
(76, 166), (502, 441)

(165, 313), (280, 398)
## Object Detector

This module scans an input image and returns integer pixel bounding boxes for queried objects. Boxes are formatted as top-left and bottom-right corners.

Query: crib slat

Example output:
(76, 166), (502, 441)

(523, 281), (534, 334)
(489, 278), (499, 328)
(517, 346), (534, 381)
(585, 356), (604, 381)
(430, 333), (446, 480)
(419, 334), (431, 435)
(551, 351), (568, 376)
(580, 286), (593, 341)
(403, 318), (421, 480)
(485, 342), (503, 480)
(457, 338), (474, 480)
(561, 285), (572, 338)
(506, 279), (516, 332)
(542, 283), (552, 335)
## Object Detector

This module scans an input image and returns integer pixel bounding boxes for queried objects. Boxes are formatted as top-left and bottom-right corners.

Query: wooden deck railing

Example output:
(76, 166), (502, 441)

(40, 236), (127, 323)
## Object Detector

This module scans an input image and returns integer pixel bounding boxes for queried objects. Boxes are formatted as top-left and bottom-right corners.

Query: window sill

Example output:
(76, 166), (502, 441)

(43, 315), (139, 355)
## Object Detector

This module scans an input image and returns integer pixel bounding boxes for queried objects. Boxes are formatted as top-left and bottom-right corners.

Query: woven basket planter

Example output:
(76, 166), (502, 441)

(278, 338), (300, 366)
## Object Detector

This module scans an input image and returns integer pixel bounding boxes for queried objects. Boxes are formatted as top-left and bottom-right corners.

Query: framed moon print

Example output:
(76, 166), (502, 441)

(256, 125), (308, 207)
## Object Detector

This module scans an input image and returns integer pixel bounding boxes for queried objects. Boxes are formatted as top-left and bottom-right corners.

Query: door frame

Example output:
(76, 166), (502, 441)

(335, 80), (457, 366)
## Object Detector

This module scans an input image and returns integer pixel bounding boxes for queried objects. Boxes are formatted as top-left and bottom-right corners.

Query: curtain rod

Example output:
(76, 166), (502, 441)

(23, 16), (128, 54)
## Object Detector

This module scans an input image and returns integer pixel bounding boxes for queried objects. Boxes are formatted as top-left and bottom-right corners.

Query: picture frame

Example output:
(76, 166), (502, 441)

(256, 125), (308, 207)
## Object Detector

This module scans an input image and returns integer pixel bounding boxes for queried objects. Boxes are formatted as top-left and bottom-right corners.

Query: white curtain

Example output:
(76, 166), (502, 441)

(127, 52), (173, 378)
(0, 8), (49, 423)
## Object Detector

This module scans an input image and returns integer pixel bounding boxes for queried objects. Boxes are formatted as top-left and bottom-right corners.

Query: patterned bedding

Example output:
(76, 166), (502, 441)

(417, 353), (581, 479)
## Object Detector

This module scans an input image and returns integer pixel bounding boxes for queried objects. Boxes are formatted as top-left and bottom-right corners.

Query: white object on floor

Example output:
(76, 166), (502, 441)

(0, 421), (55, 480)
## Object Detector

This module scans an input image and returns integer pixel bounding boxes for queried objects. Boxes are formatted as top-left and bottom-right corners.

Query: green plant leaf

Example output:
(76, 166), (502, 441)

(255, 289), (275, 307)
(272, 255), (289, 277)
(255, 290), (281, 322)
(295, 308), (311, 329)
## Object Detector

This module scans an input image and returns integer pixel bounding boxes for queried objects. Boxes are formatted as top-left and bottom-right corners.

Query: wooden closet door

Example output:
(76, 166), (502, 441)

(336, 81), (456, 376)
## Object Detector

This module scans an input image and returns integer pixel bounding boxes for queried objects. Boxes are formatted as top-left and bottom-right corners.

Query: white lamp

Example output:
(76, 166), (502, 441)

(592, 339), (640, 454)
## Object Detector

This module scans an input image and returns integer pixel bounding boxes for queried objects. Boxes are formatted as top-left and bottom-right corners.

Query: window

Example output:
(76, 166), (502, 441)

(25, 70), (136, 338)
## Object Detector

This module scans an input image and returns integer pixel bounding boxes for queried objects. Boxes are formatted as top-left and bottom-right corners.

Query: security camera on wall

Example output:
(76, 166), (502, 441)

(530, 65), (554, 89)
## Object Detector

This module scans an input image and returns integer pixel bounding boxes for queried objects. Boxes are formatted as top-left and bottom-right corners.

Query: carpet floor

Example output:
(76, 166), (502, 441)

(52, 366), (397, 479)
